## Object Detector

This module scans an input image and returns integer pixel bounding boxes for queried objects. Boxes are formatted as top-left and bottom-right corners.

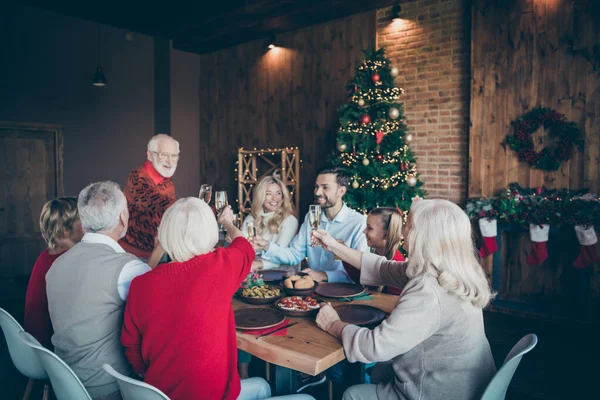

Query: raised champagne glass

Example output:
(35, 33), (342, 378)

(308, 205), (322, 247)
(215, 191), (228, 231)
(199, 184), (212, 204)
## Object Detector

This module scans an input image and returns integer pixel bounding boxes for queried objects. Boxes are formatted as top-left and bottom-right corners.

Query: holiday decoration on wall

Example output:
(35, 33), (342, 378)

(328, 48), (425, 213)
(237, 147), (300, 222)
(505, 107), (584, 171)
(465, 183), (600, 267)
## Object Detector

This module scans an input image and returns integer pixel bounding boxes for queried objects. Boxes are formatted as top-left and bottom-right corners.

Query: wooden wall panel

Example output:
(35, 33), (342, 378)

(198, 12), (376, 216)
(471, 0), (600, 321)
(469, 0), (600, 197)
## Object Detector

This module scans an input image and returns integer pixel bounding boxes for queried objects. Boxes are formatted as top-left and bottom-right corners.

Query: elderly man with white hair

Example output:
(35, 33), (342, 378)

(120, 133), (180, 259)
(46, 181), (162, 400)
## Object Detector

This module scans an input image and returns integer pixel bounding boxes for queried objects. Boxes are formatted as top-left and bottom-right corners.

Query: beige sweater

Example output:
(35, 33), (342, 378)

(341, 252), (496, 400)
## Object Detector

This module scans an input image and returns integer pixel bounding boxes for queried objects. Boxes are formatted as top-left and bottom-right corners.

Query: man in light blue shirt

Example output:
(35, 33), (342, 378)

(253, 167), (368, 283)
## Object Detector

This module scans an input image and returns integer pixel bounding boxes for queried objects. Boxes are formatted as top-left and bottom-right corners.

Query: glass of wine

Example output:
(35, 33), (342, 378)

(308, 205), (322, 247)
(246, 221), (257, 239)
(199, 184), (212, 204)
(215, 191), (228, 231)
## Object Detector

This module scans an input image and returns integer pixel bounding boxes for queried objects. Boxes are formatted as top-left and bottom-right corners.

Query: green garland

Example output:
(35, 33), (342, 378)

(505, 107), (584, 171)
(465, 183), (600, 227)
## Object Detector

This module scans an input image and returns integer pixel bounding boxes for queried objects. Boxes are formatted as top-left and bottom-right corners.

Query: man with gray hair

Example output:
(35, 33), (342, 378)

(46, 181), (161, 400)
(120, 133), (179, 259)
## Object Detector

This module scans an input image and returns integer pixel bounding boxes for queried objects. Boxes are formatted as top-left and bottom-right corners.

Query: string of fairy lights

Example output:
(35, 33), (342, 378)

(338, 57), (419, 190)
(342, 120), (403, 136)
(352, 87), (404, 103)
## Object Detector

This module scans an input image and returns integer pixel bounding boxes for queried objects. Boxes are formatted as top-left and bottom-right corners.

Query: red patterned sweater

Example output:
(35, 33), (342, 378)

(120, 161), (176, 258)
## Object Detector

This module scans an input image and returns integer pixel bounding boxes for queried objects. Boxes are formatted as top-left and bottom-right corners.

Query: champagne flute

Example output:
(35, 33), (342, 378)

(308, 205), (322, 247)
(246, 221), (257, 239)
(199, 184), (212, 204)
(215, 191), (228, 231)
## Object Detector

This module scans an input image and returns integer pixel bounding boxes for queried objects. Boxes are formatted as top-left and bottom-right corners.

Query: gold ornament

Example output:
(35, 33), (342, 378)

(382, 183), (389, 190)
(389, 107), (400, 120)
(357, 98), (365, 107)
(362, 158), (370, 166)
(337, 142), (348, 152)
(352, 180), (359, 189)
(405, 134), (413, 142)
(407, 176), (417, 187)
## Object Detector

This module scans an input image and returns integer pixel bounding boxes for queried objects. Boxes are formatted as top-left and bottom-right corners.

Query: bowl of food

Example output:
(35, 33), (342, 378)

(237, 271), (283, 304)
(276, 295), (320, 317)
(281, 275), (317, 296)
(237, 285), (283, 305)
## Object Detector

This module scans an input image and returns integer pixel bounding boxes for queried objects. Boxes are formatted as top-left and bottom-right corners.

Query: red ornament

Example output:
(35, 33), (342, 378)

(353, 85), (358, 93)
(376, 131), (384, 144)
(535, 187), (544, 195)
(371, 73), (380, 83)
(400, 163), (405, 171)
(376, 154), (383, 161)
(360, 114), (371, 125)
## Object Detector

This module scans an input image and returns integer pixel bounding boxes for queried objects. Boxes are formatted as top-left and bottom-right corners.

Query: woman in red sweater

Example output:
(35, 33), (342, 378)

(122, 198), (314, 400)
(343, 207), (405, 294)
(24, 197), (84, 348)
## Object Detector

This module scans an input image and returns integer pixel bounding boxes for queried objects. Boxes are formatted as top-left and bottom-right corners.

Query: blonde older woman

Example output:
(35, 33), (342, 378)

(312, 199), (496, 400)
(241, 174), (298, 271)
(122, 198), (314, 400)
(25, 197), (84, 349)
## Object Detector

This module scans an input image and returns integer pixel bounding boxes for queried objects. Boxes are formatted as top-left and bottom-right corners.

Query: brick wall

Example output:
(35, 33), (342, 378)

(377, 0), (471, 204)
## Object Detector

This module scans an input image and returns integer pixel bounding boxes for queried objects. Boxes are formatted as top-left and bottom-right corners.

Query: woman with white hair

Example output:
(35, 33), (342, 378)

(241, 174), (298, 271)
(312, 199), (497, 400)
(121, 198), (314, 400)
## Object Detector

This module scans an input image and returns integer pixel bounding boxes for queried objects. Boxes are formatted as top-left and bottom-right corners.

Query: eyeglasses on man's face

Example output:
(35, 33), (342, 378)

(152, 151), (180, 161)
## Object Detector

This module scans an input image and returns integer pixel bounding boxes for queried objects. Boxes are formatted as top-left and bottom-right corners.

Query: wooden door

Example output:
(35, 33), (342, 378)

(0, 122), (63, 316)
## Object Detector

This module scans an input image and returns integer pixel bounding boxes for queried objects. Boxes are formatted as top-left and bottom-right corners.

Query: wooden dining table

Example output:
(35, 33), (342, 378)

(233, 292), (399, 394)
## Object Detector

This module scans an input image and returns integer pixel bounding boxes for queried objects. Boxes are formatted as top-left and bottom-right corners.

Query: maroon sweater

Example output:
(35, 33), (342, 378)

(24, 249), (64, 348)
(121, 238), (254, 400)
(121, 161), (176, 257)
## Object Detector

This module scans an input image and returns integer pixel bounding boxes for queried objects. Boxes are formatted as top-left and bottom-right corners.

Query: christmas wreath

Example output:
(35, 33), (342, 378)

(505, 107), (584, 171)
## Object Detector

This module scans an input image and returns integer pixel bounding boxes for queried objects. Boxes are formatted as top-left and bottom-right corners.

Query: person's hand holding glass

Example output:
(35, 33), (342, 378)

(308, 204), (322, 247)
(215, 191), (228, 231)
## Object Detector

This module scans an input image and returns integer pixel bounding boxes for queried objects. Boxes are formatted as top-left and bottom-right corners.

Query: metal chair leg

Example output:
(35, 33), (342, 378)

(265, 361), (271, 381)
(42, 384), (49, 400)
(22, 379), (34, 400)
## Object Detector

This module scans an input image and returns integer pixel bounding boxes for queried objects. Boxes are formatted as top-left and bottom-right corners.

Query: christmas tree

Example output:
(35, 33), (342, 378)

(329, 48), (426, 213)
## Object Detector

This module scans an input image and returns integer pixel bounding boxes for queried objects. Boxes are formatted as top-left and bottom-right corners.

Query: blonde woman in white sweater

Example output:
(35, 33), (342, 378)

(312, 199), (496, 400)
(241, 174), (298, 271)
(238, 175), (298, 379)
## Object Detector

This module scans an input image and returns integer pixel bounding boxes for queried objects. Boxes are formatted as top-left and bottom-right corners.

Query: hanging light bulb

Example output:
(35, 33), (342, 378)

(392, 3), (402, 22)
(267, 33), (276, 50)
(92, 66), (107, 87)
(92, 26), (107, 87)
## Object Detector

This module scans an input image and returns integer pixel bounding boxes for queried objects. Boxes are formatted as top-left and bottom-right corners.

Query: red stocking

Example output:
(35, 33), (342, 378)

(478, 219), (498, 258)
(526, 224), (549, 266)
(573, 225), (599, 269)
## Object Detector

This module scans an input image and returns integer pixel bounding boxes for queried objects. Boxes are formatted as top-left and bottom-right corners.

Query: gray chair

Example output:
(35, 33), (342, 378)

(0, 307), (49, 400)
(18, 331), (91, 400)
(102, 364), (170, 400)
(481, 333), (538, 400)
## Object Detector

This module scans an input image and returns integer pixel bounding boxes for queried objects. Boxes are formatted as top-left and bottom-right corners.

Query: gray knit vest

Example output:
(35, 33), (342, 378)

(46, 240), (139, 398)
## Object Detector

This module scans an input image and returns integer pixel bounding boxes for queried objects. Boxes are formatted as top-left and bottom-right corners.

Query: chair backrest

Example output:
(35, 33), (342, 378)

(102, 364), (170, 400)
(18, 331), (91, 400)
(0, 307), (47, 380)
(480, 333), (538, 400)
